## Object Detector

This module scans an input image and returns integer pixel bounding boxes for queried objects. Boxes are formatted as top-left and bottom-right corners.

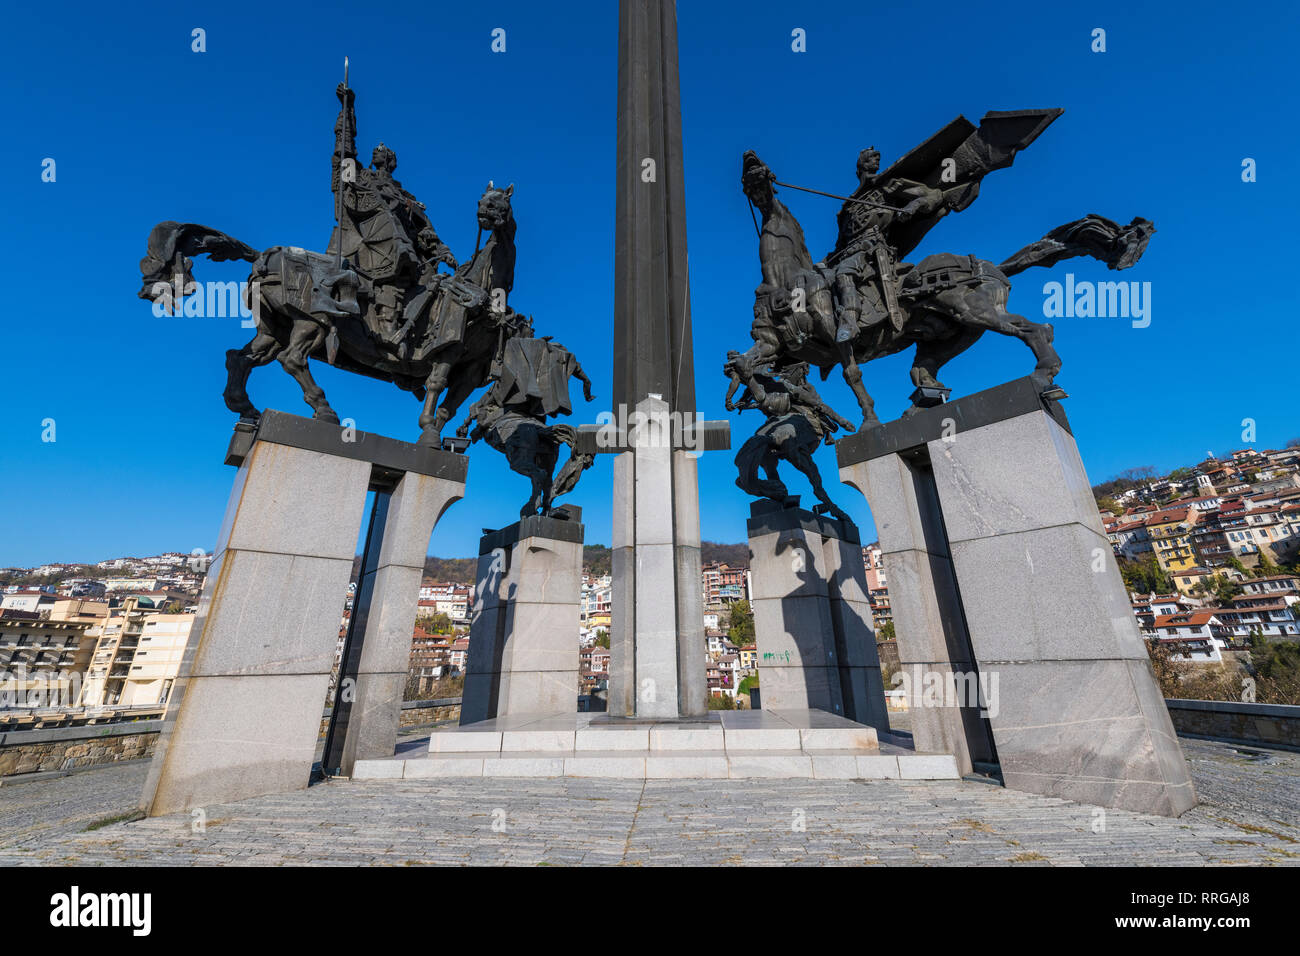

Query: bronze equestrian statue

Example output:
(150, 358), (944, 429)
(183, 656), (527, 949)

(458, 332), (596, 518)
(727, 109), (1155, 432)
(139, 78), (531, 446)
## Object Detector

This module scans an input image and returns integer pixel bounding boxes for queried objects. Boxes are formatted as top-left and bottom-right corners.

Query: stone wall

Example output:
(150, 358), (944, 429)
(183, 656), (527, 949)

(0, 721), (162, 777)
(399, 701), (461, 726)
(318, 698), (462, 737)
(1166, 698), (1300, 752)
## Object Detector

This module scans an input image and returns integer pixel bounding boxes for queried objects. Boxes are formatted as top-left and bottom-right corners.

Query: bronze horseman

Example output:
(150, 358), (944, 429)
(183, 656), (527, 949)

(726, 109), (1155, 513)
(731, 109), (1154, 428)
(139, 76), (537, 447)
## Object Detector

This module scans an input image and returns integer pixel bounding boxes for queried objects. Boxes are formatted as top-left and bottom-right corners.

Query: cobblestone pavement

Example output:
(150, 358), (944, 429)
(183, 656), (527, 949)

(1, 739), (1297, 866)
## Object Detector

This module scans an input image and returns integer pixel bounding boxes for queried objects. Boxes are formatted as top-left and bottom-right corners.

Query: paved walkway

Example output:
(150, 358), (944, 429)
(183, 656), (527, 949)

(1, 738), (1297, 865)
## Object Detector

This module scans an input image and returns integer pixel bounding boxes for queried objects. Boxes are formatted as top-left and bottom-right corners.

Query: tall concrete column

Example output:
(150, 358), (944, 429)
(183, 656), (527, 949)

(608, 398), (708, 718)
(606, 1), (720, 719)
(141, 437), (370, 817)
(927, 391), (1195, 815)
(747, 504), (889, 728)
(820, 524), (890, 732)
(839, 452), (993, 776)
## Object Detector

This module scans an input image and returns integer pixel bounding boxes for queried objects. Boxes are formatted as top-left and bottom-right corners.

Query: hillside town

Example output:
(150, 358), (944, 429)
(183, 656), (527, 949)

(3, 444), (1299, 725)
(1100, 446), (1300, 663)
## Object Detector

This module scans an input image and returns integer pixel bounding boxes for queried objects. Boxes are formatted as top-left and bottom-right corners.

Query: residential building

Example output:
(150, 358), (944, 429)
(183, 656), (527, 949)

(706, 629), (734, 657)
(409, 626), (451, 680)
(1240, 574), (1300, 601)
(447, 637), (470, 672)
(1149, 610), (1229, 662)
(862, 543), (892, 629)
(103, 577), (159, 592)
(80, 597), (193, 707)
(1147, 508), (1199, 575)
(0, 610), (95, 707)
(701, 562), (750, 606)
(1108, 518), (1153, 561)
(1214, 595), (1300, 643)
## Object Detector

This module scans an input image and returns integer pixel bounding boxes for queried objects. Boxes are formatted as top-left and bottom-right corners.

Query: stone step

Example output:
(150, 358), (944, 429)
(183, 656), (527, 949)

(354, 750), (960, 781)
(427, 720), (879, 755)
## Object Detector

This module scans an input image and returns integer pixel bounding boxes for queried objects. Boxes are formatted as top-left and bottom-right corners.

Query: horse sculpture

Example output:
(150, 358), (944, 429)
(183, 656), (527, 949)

(726, 110), (1155, 430)
(458, 334), (597, 518)
(138, 81), (527, 446)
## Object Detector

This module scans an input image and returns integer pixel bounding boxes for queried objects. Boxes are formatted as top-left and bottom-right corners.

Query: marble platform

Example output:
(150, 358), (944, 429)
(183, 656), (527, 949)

(351, 709), (962, 781)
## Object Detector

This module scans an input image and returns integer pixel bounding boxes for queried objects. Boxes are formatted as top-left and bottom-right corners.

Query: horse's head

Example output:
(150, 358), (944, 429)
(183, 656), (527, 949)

(741, 150), (776, 208)
(477, 181), (515, 232)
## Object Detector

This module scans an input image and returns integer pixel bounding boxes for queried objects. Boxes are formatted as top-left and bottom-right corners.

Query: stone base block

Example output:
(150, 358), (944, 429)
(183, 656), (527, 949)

(461, 520), (582, 723)
(747, 505), (888, 727)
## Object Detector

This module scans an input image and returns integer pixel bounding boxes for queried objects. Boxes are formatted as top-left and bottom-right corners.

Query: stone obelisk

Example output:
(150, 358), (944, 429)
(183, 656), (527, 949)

(607, 0), (710, 718)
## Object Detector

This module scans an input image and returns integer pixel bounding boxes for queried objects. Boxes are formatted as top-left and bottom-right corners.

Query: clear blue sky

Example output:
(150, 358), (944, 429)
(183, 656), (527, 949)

(2, 0), (1297, 567)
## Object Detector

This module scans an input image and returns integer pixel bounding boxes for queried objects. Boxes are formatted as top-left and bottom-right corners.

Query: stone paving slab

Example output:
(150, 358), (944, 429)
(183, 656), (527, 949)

(0, 740), (1297, 866)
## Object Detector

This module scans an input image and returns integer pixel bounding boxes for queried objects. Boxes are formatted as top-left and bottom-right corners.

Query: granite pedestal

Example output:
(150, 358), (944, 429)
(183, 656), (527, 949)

(140, 411), (466, 816)
(460, 512), (584, 723)
(837, 377), (1196, 816)
(747, 503), (889, 731)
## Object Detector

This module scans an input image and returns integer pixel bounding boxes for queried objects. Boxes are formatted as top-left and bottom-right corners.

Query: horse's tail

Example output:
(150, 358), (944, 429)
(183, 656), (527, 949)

(139, 221), (259, 308)
(998, 215), (1155, 277)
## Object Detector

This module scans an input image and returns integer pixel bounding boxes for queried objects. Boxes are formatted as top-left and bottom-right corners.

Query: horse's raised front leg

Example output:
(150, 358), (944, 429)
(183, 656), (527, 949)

(278, 320), (338, 423)
(1015, 316), (1062, 388)
(224, 331), (281, 419)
